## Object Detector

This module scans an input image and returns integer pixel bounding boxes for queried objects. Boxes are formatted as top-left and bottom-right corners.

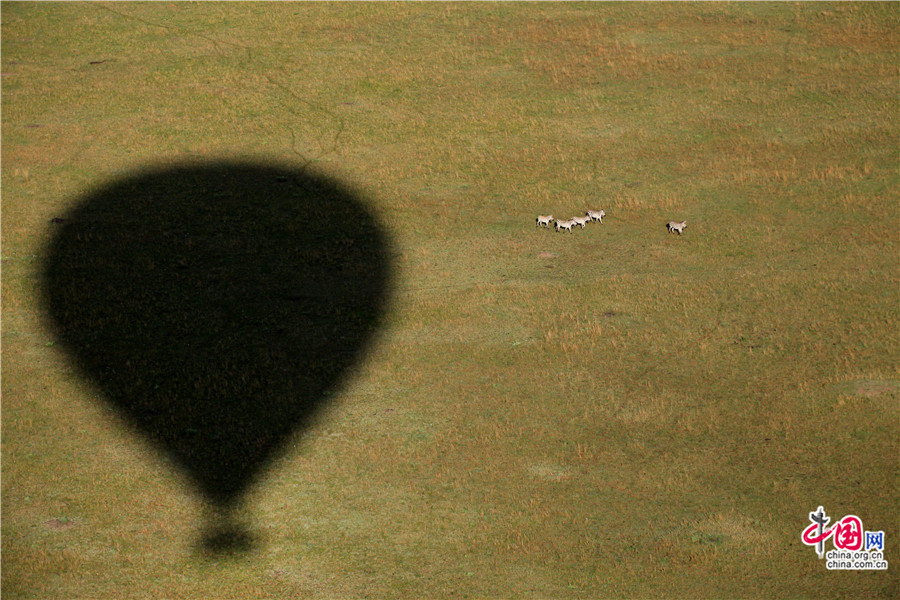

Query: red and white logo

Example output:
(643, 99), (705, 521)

(802, 506), (888, 570)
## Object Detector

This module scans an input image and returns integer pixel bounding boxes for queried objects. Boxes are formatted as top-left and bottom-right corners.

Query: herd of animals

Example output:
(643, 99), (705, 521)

(536, 210), (687, 235)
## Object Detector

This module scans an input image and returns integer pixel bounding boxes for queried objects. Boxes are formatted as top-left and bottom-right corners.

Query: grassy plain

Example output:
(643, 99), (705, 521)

(2, 2), (898, 598)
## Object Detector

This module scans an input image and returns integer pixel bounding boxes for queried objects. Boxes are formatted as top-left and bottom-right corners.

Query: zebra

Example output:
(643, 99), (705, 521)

(667, 221), (687, 235)
(536, 215), (554, 228)
(572, 216), (591, 229)
(555, 219), (576, 233)
(587, 210), (605, 223)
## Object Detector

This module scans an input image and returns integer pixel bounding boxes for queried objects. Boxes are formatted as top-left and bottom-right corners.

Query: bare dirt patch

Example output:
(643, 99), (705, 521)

(837, 379), (900, 398)
(45, 518), (75, 531)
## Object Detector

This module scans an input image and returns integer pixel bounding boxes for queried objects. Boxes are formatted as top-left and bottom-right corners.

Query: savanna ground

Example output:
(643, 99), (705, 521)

(2, 3), (898, 598)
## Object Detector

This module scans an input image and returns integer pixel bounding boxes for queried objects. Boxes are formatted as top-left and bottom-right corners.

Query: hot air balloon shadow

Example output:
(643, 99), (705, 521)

(40, 161), (392, 554)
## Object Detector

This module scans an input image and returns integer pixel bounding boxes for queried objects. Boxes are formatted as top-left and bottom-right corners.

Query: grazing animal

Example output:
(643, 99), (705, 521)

(555, 219), (576, 233)
(572, 216), (590, 229)
(536, 214), (554, 228)
(587, 210), (605, 223)
(667, 221), (687, 235)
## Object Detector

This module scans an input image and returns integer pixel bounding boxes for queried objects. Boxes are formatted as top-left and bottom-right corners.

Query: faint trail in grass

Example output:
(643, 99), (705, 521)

(95, 3), (252, 61)
(261, 68), (348, 171)
(95, 2), (345, 170)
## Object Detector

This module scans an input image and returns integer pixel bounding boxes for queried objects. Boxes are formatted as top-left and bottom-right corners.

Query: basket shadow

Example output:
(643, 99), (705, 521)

(40, 160), (392, 544)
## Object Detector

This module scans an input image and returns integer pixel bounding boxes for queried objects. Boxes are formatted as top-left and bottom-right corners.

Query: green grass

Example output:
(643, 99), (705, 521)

(3, 2), (898, 598)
